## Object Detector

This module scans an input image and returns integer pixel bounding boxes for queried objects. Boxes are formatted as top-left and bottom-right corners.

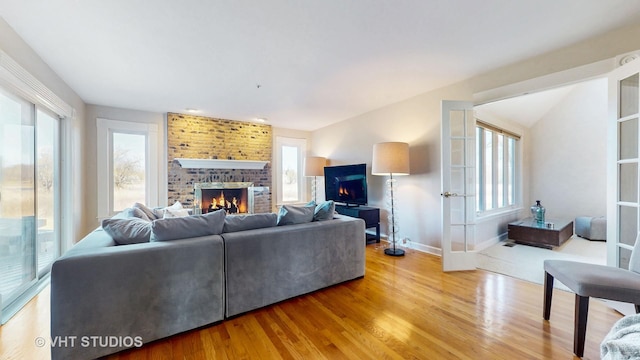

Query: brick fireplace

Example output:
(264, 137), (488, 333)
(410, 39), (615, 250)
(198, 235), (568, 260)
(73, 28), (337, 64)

(167, 113), (272, 213)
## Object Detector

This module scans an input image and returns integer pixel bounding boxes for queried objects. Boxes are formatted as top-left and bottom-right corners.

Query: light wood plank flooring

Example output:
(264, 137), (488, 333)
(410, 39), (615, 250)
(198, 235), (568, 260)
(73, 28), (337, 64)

(0, 246), (623, 359)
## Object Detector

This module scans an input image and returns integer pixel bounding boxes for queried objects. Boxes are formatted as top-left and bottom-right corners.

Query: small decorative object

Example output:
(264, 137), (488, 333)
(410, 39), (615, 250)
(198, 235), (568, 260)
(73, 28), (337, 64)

(372, 142), (410, 256)
(304, 156), (327, 203)
(531, 200), (546, 225)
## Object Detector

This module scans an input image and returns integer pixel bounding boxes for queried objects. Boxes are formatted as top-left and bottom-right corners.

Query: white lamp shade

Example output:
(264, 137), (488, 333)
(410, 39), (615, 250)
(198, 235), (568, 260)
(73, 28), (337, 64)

(372, 142), (410, 176)
(304, 156), (327, 177)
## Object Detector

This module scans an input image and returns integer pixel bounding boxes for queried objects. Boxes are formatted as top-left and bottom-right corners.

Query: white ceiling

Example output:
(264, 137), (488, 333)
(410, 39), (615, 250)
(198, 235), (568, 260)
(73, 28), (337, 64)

(2, 1), (640, 131)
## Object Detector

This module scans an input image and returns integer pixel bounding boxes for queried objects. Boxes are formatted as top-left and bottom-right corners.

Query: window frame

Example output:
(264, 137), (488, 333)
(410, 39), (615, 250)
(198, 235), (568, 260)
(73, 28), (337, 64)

(476, 121), (520, 215)
(96, 118), (158, 218)
(275, 136), (307, 205)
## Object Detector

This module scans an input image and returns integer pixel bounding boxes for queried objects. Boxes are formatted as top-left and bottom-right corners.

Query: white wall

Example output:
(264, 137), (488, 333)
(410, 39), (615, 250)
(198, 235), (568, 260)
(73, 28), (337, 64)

(528, 78), (608, 220)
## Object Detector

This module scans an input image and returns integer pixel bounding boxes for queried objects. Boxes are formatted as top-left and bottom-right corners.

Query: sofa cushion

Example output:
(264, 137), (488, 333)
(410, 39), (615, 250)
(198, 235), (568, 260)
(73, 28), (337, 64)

(277, 204), (315, 226)
(133, 202), (159, 220)
(151, 209), (226, 241)
(313, 200), (335, 221)
(152, 201), (185, 219)
(112, 207), (149, 221)
(101, 217), (152, 245)
(223, 213), (278, 233)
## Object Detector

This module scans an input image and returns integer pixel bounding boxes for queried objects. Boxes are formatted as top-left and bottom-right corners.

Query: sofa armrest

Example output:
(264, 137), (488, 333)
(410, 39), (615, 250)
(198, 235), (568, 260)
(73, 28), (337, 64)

(50, 235), (224, 360)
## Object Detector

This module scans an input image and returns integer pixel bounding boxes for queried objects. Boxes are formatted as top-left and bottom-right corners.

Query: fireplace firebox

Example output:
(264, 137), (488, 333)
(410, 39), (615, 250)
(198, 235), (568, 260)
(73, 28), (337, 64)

(194, 182), (255, 215)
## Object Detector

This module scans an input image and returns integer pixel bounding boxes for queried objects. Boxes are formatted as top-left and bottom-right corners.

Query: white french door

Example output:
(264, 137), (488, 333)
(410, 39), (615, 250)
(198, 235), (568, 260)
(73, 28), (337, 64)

(441, 100), (477, 271)
(608, 54), (640, 269)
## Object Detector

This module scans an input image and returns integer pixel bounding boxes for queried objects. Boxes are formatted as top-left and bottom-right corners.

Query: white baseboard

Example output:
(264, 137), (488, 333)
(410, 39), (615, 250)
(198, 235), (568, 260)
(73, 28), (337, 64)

(475, 232), (508, 252)
(377, 237), (442, 257)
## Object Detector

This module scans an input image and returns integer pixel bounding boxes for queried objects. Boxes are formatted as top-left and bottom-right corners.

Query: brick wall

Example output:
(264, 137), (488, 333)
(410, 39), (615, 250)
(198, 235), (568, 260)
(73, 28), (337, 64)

(167, 113), (272, 213)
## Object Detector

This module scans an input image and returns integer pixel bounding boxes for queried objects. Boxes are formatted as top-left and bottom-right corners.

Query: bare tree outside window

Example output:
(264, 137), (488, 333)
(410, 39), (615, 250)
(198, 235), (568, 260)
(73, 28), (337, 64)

(112, 133), (146, 211)
(114, 148), (143, 189)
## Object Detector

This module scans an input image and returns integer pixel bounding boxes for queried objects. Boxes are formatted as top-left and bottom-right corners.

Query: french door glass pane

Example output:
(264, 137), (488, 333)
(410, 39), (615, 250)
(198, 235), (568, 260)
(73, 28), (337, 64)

(620, 247), (632, 270)
(0, 90), (36, 308)
(475, 127), (481, 211)
(36, 110), (58, 273)
(619, 118), (638, 160)
(497, 134), (504, 207)
(281, 145), (299, 202)
(112, 132), (146, 212)
(507, 138), (515, 205)
(618, 205), (638, 247)
(450, 110), (465, 137)
(619, 163), (638, 202)
(620, 73), (639, 118)
(484, 130), (493, 210)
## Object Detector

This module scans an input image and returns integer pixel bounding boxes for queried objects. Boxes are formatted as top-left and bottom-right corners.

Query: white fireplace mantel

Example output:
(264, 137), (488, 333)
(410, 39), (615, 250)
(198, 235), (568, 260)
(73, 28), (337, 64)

(175, 158), (269, 170)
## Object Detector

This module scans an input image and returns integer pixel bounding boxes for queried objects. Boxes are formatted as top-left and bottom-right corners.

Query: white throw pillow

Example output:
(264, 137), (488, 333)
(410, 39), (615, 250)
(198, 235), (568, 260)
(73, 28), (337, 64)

(163, 207), (190, 218)
(154, 201), (185, 218)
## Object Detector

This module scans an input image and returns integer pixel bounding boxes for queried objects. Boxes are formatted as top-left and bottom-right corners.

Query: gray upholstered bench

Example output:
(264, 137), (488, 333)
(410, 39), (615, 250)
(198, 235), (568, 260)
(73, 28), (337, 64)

(575, 216), (606, 241)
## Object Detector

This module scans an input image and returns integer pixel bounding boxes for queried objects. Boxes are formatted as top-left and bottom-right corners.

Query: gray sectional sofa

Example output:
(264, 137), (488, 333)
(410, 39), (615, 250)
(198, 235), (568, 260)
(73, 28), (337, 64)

(50, 204), (365, 360)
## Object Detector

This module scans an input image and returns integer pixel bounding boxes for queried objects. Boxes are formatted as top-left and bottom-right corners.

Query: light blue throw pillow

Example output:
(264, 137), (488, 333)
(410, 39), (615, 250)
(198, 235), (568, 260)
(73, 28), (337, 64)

(102, 217), (152, 245)
(151, 209), (226, 241)
(277, 204), (315, 226)
(313, 200), (335, 221)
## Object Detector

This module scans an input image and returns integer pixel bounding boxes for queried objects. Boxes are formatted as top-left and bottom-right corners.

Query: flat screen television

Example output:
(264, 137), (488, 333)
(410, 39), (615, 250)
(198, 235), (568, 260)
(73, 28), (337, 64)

(324, 163), (368, 206)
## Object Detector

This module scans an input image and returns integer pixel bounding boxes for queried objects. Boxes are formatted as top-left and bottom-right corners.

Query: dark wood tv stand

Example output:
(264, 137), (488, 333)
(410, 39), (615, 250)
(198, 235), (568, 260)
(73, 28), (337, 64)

(334, 205), (380, 244)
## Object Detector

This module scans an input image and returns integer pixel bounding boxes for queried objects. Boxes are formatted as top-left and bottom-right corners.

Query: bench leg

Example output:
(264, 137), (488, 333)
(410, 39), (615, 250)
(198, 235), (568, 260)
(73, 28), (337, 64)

(543, 271), (554, 320)
(574, 295), (589, 358)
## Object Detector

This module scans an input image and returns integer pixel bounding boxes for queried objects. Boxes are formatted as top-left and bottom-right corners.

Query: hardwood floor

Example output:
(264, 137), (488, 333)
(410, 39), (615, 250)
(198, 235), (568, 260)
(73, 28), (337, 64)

(0, 246), (623, 360)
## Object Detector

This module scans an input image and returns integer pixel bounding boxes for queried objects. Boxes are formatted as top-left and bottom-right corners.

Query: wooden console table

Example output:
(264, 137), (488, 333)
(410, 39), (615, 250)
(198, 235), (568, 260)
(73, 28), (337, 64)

(508, 218), (573, 249)
(335, 205), (380, 244)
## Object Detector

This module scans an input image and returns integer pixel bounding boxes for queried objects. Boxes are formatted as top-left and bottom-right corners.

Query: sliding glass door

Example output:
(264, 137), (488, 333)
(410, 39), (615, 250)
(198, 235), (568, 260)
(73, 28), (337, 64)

(0, 90), (60, 316)
(0, 89), (36, 309)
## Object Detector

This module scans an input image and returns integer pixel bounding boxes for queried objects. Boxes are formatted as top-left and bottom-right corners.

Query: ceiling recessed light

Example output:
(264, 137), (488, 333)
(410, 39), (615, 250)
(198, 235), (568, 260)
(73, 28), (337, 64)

(256, 117), (267, 123)
(185, 108), (200, 113)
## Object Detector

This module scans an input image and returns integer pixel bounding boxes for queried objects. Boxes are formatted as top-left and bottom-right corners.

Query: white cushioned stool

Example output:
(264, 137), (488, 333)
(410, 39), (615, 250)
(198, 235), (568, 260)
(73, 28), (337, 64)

(575, 216), (606, 241)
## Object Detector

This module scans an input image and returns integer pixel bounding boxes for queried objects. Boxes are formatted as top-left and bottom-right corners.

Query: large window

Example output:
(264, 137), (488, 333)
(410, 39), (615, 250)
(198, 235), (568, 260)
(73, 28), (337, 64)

(275, 136), (306, 205)
(476, 121), (519, 213)
(97, 119), (158, 218)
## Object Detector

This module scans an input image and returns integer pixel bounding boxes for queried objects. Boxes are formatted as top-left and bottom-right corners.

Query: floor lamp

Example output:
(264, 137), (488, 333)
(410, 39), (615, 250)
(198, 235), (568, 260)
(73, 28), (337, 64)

(372, 142), (410, 256)
(304, 156), (327, 203)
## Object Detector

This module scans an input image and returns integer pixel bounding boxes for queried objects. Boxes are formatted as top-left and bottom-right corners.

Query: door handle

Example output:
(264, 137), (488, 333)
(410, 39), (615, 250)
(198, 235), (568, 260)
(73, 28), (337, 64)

(441, 191), (458, 198)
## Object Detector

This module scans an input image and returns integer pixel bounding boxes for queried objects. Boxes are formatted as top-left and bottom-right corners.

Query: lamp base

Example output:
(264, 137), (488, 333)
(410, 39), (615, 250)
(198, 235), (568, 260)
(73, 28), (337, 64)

(384, 248), (405, 257)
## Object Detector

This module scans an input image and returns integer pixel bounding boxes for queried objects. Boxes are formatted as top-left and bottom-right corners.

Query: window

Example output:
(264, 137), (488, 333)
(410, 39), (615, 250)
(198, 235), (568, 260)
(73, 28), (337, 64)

(112, 133), (147, 211)
(275, 136), (306, 204)
(97, 119), (158, 218)
(476, 121), (519, 213)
